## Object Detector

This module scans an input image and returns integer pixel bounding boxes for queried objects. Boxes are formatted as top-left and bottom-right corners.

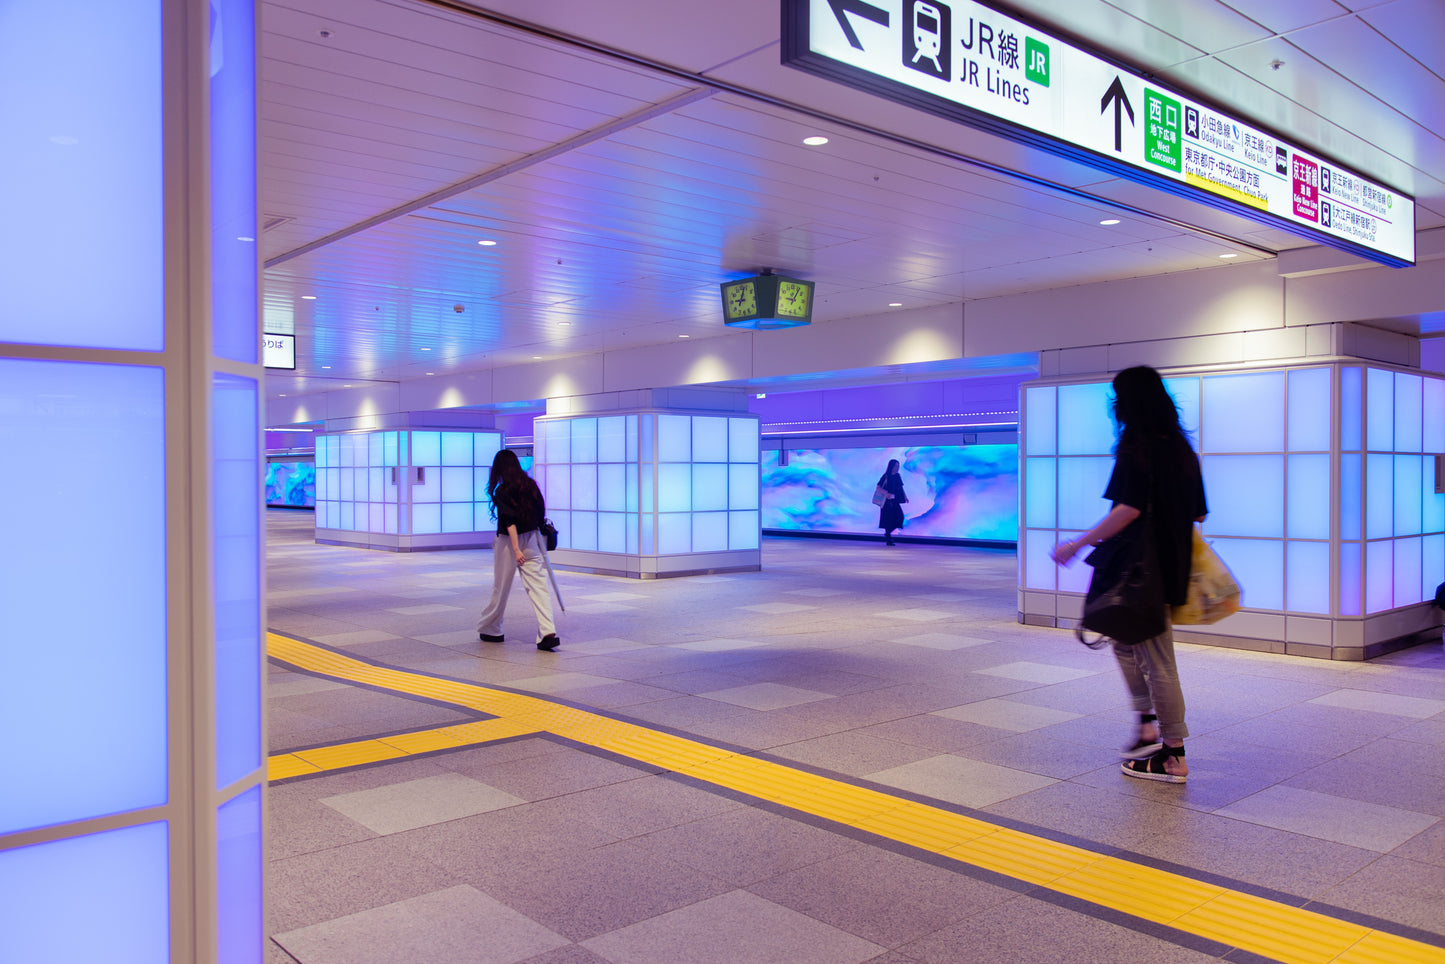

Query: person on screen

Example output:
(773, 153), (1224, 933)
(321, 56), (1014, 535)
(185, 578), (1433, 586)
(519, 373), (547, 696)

(1051, 366), (1207, 784)
(477, 449), (559, 651)
(877, 458), (908, 546)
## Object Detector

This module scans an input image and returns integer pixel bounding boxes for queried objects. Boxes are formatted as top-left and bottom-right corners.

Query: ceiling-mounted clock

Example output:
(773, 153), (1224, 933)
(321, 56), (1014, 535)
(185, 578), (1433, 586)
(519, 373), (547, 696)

(719, 271), (814, 330)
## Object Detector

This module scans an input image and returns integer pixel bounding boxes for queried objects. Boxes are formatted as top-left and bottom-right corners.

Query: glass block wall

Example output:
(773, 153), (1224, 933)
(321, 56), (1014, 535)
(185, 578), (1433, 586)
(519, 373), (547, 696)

(314, 429), (502, 548)
(1020, 364), (1445, 658)
(534, 413), (761, 576)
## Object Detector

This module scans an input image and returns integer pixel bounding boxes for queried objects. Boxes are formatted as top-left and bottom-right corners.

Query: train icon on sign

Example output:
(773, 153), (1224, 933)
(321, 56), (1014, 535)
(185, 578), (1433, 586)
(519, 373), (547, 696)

(903, 0), (950, 81)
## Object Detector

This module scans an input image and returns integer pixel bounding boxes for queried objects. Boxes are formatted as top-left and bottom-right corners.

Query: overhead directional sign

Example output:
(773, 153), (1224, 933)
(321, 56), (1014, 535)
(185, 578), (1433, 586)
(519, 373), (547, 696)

(783, 0), (1415, 266)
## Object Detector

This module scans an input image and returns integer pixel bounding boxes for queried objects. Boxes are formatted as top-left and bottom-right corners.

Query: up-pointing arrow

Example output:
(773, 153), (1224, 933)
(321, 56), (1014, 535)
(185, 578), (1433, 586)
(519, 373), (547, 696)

(1100, 76), (1134, 153)
(826, 0), (890, 50)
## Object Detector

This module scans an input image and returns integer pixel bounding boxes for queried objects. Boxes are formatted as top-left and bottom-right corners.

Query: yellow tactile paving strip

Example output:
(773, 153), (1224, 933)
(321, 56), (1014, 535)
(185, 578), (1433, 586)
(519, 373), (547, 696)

(266, 632), (1445, 964)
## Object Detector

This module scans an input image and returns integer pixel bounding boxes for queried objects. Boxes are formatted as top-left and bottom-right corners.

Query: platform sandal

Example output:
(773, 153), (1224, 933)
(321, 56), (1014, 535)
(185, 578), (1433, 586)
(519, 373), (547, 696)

(1121, 713), (1163, 760)
(1121, 744), (1186, 784)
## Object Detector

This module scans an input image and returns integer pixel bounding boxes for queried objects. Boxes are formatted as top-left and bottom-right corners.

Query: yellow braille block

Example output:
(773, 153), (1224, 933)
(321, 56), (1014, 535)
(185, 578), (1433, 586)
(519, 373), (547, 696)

(1335, 930), (1445, 964)
(946, 830), (1095, 886)
(1178, 891), (1366, 964)
(1050, 857), (1223, 923)
(380, 730), (463, 754)
(294, 741), (406, 771)
(267, 754), (321, 781)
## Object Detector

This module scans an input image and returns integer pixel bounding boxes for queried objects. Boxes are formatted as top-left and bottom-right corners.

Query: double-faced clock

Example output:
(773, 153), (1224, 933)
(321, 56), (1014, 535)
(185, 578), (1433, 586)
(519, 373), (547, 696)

(718, 272), (814, 330)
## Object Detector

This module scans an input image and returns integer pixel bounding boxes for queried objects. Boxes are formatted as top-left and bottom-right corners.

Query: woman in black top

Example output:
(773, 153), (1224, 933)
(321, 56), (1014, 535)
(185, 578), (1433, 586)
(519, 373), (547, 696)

(1052, 367), (1207, 784)
(877, 458), (908, 546)
(476, 449), (559, 651)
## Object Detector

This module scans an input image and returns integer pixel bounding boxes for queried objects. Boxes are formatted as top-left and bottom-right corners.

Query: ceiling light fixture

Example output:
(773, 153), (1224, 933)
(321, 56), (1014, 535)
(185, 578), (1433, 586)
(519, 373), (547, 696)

(678, 334), (690, 339)
(557, 321), (571, 327)
(301, 295), (317, 300)
(1219, 252), (1239, 259)
(802, 135), (829, 146)
(1099, 218), (1120, 226)
(476, 239), (497, 246)
(888, 302), (903, 307)
(421, 347), (431, 351)
(321, 365), (331, 369)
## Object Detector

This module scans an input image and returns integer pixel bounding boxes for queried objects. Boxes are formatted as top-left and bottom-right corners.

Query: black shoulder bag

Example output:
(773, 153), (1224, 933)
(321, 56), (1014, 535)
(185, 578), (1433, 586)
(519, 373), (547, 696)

(1077, 508), (1167, 650)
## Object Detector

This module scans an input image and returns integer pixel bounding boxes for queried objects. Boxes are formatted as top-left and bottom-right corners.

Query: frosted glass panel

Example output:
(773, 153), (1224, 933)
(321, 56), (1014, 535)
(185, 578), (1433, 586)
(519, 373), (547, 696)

(543, 418), (569, 462)
(627, 464), (639, 513)
(1366, 368), (1393, 450)
(1394, 373), (1423, 453)
(413, 503), (441, 535)
(339, 503), (355, 530)
(441, 503), (473, 533)
(1366, 540), (1393, 613)
(729, 464), (759, 510)
(658, 464), (691, 512)
(571, 464), (597, 511)
(1211, 538), (1284, 610)
(210, 0), (258, 363)
(368, 432), (384, 467)
(1024, 386), (1056, 455)
(571, 418), (597, 464)
(1426, 486), (1445, 536)
(641, 462), (654, 513)
(694, 417), (728, 462)
(598, 464), (626, 511)
(1366, 455), (1393, 540)
(1057, 457), (1115, 530)
(1394, 537), (1422, 608)
(598, 416), (627, 462)
(640, 511), (654, 554)
(1202, 372), (1284, 453)
(440, 432), (471, 466)
(1340, 454), (1362, 540)
(628, 415), (640, 462)
(1285, 541), (1330, 614)
(1395, 455), (1423, 536)
(658, 415), (691, 461)
(1203, 457), (1284, 539)
(368, 503), (384, 531)
(1425, 378), (1445, 454)
(1424, 534), (1445, 604)
(1058, 533), (1093, 594)
(217, 786), (262, 964)
(1, 360), (166, 833)
(693, 464), (728, 512)
(1025, 458), (1057, 529)
(694, 512), (729, 551)
(549, 510), (570, 549)
(659, 513), (691, 554)
(1286, 454), (1330, 540)
(1023, 529), (1057, 590)
(730, 511), (760, 549)
(412, 431), (440, 466)
(1057, 383), (1115, 455)
(1287, 368), (1331, 451)
(1339, 542), (1362, 616)
(1163, 376), (1200, 438)
(385, 504), (398, 534)
(546, 464), (570, 509)
(383, 431), (398, 465)
(477, 432), (502, 467)
(571, 512), (597, 551)
(412, 471), (439, 503)
(730, 418), (759, 463)
(441, 467), (473, 501)
(598, 512), (626, 553)
(212, 373), (261, 789)
(0, 822), (169, 962)
(3, 0), (164, 351)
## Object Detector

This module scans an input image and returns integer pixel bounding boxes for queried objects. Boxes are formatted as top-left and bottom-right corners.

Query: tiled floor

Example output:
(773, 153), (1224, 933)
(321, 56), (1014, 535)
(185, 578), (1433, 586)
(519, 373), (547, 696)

(264, 510), (1445, 962)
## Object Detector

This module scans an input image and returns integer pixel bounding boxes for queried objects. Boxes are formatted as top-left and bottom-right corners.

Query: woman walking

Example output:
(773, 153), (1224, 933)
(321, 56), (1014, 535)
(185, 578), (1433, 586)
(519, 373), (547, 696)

(1051, 367), (1207, 783)
(877, 458), (908, 546)
(477, 449), (559, 651)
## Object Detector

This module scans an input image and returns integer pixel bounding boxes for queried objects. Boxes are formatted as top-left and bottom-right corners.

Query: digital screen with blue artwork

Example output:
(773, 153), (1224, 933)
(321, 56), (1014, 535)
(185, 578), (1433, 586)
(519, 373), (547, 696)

(762, 445), (1018, 542)
(265, 461), (315, 507)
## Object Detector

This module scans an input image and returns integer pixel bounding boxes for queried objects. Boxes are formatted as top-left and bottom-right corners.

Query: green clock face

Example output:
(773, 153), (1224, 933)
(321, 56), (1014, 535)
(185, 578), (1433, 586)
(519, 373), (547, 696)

(776, 280), (810, 318)
(725, 281), (757, 319)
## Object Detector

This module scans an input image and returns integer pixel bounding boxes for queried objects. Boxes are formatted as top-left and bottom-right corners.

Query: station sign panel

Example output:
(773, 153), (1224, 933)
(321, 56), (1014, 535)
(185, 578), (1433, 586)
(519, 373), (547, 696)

(263, 332), (295, 370)
(783, 0), (1415, 266)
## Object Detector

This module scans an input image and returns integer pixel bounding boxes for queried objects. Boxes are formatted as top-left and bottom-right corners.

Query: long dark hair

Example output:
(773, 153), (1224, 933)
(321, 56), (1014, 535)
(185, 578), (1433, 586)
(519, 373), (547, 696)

(487, 449), (541, 520)
(1111, 366), (1183, 446)
(879, 458), (900, 485)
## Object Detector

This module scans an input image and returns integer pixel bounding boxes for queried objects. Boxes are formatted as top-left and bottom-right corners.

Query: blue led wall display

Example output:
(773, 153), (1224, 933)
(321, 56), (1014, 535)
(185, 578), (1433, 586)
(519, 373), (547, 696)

(266, 461), (316, 507)
(1023, 366), (1445, 622)
(762, 445), (1018, 542)
(2, 0), (165, 351)
(1, 359), (167, 834)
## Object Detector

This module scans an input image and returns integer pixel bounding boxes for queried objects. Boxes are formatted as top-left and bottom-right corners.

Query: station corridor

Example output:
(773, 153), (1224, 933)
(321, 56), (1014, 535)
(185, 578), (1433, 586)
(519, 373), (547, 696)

(263, 510), (1445, 963)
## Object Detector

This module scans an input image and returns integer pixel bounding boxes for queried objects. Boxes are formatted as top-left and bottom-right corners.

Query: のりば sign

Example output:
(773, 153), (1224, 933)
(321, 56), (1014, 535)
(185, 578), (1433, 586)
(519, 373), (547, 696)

(783, 0), (1415, 266)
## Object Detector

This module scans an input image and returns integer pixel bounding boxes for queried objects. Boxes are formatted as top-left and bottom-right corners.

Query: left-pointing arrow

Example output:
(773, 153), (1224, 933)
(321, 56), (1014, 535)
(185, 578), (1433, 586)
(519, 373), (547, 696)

(827, 0), (890, 50)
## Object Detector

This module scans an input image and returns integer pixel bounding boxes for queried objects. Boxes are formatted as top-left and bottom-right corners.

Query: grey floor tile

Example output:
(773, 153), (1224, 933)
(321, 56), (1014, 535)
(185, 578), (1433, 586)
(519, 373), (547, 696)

(866, 753), (1058, 808)
(319, 772), (527, 835)
(628, 807), (859, 887)
(1315, 855), (1445, 936)
(1307, 688), (1445, 718)
(274, 884), (568, 964)
(931, 698), (1082, 732)
(580, 890), (885, 964)
(1215, 785), (1439, 852)
(699, 681), (833, 710)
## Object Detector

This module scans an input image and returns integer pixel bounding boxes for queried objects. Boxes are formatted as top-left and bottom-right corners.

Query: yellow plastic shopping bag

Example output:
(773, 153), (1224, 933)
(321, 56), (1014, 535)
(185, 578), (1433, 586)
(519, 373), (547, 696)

(1172, 526), (1241, 625)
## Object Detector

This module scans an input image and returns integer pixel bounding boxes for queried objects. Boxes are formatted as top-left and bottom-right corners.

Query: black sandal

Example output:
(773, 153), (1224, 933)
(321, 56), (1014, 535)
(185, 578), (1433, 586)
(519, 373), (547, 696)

(1121, 714), (1163, 760)
(1122, 744), (1186, 783)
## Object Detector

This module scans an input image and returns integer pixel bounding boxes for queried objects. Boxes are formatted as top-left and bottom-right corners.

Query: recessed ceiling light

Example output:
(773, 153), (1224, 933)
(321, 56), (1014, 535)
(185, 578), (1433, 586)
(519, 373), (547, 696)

(888, 302), (903, 307)
(1099, 219), (1121, 226)
(425, 372), (434, 375)
(532, 356), (542, 360)
(237, 236), (254, 242)
(802, 135), (829, 146)
(476, 239), (497, 246)
(1219, 252), (1239, 259)
(421, 347), (431, 351)
(278, 394), (287, 397)
(301, 295), (317, 300)
(344, 384), (352, 388)
(557, 321), (571, 327)
(678, 334), (690, 339)
(321, 365), (331, 369)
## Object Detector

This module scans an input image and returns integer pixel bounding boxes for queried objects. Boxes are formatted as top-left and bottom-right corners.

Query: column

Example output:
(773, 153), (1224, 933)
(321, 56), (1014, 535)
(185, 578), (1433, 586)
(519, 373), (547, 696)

(1019, 362), (1445, 659)
(535, 389), (761, 577)
(0, 1), (264, 961)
